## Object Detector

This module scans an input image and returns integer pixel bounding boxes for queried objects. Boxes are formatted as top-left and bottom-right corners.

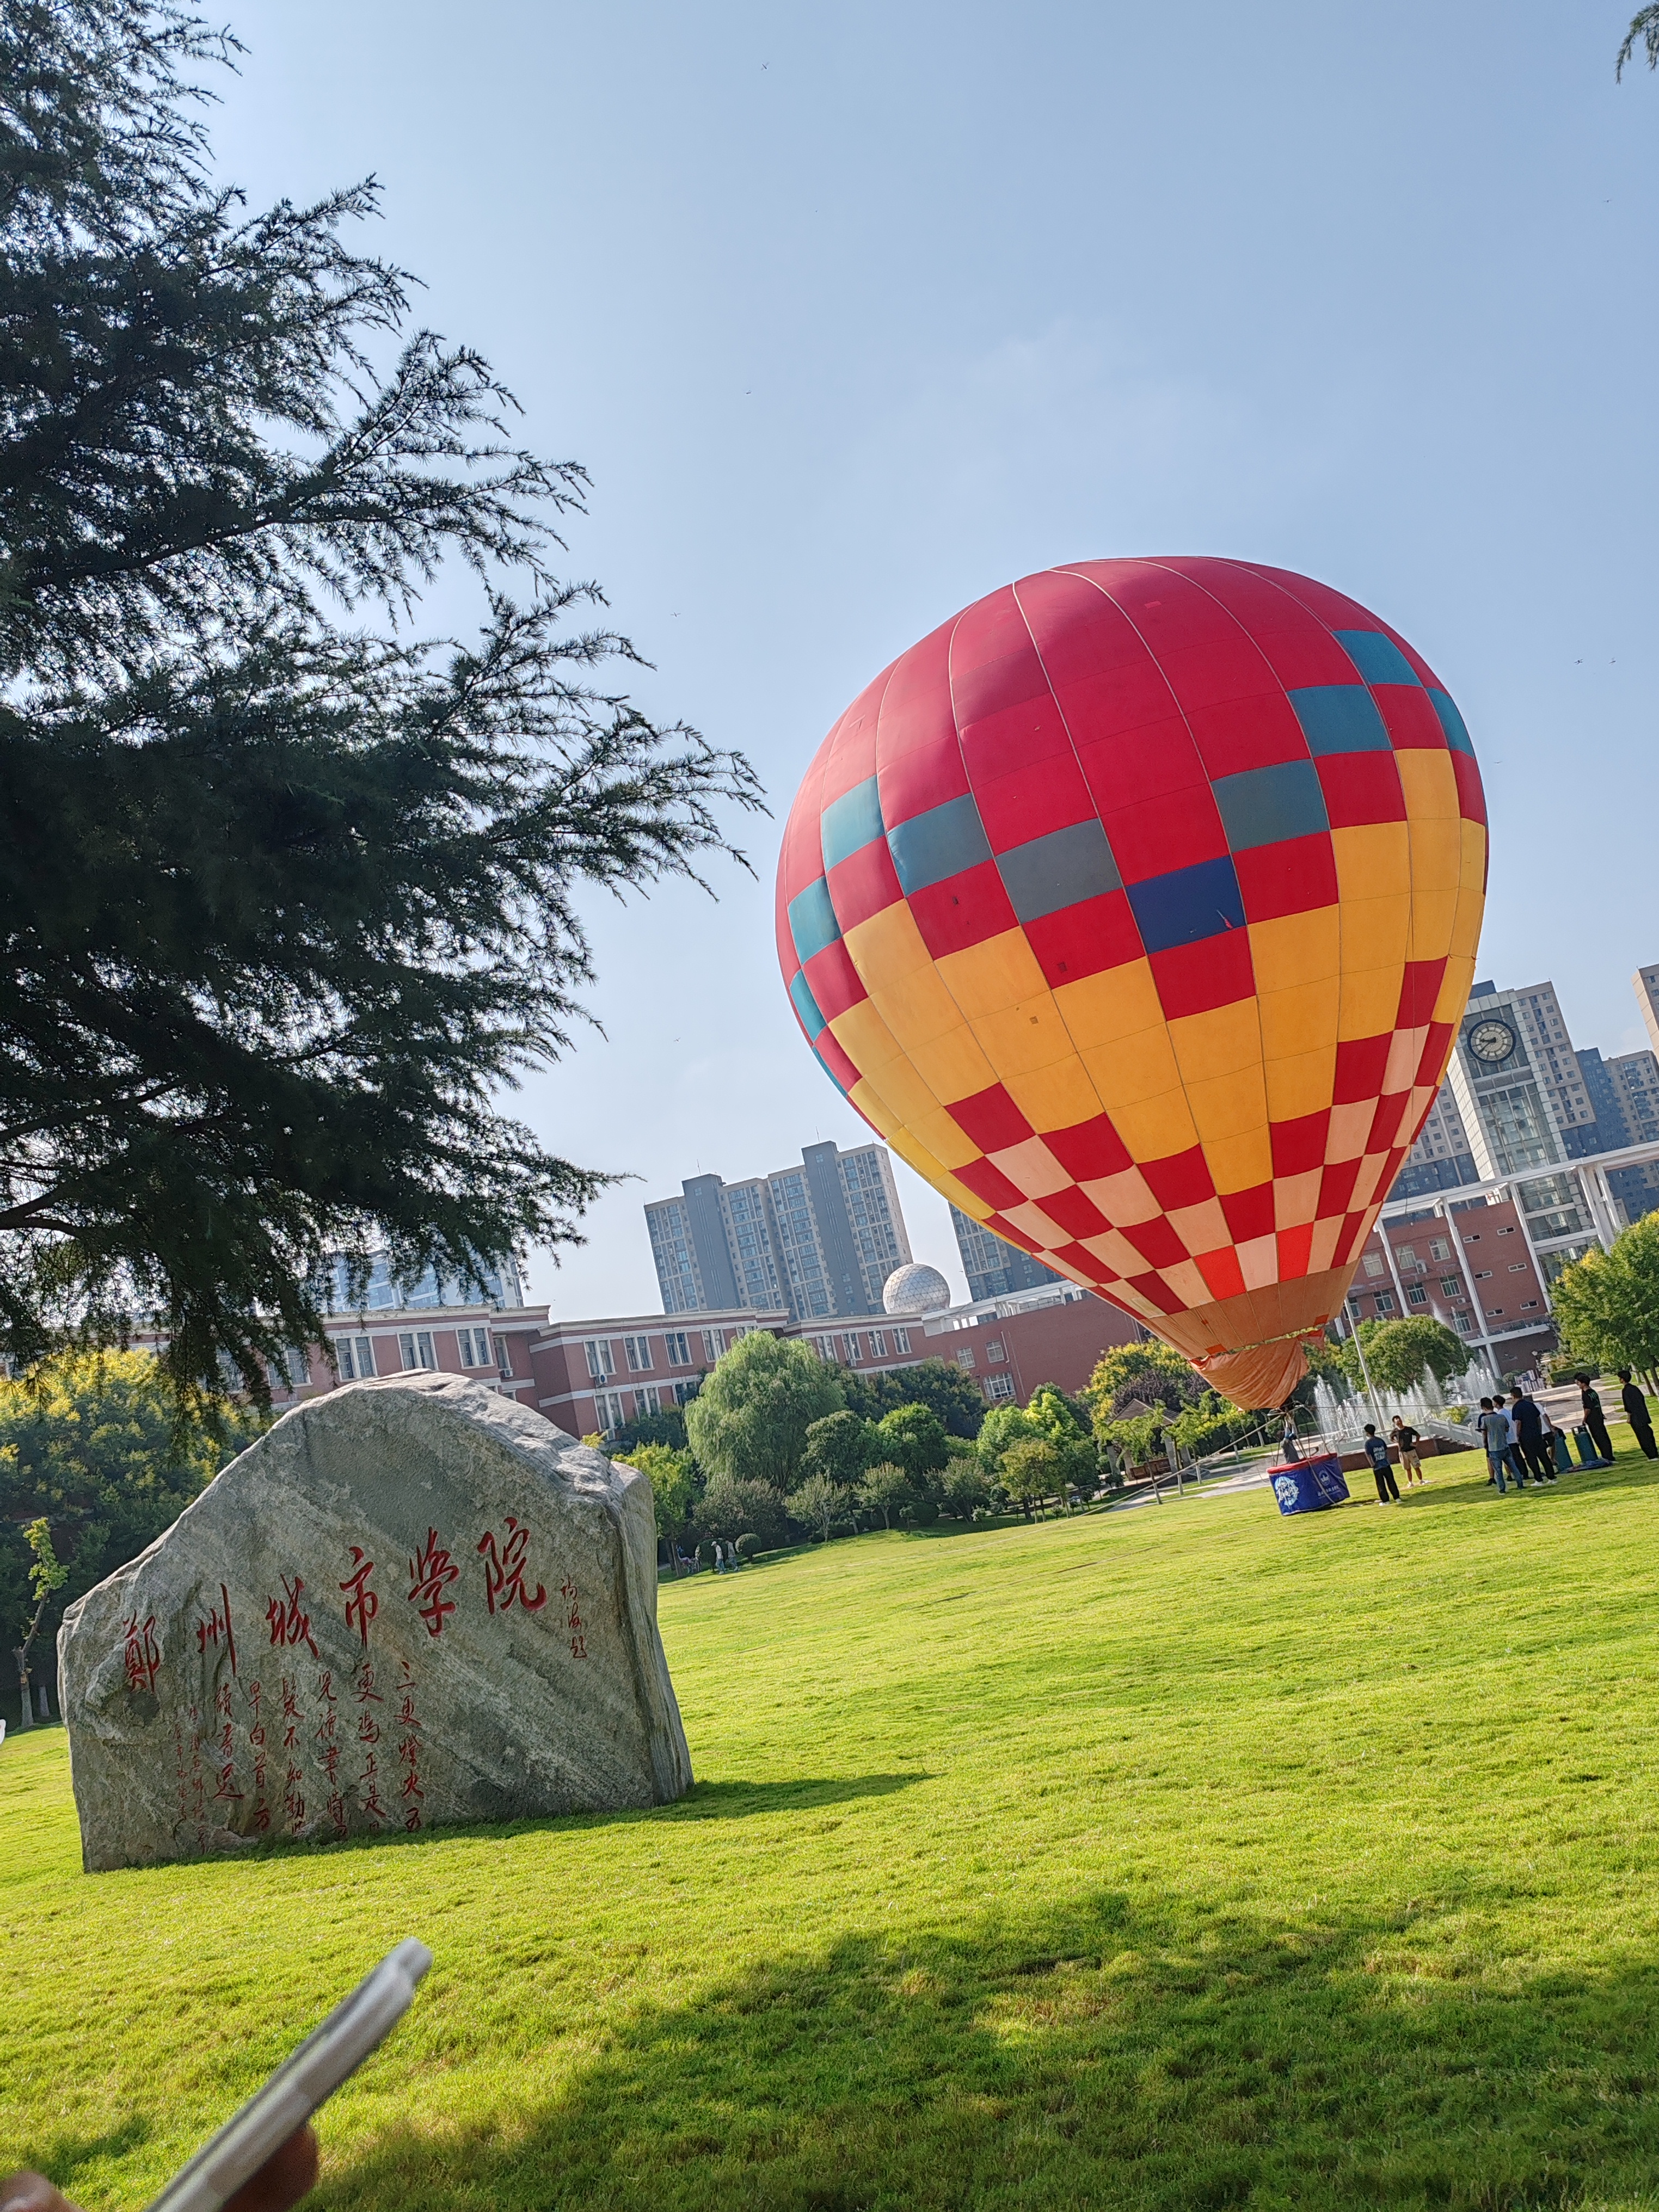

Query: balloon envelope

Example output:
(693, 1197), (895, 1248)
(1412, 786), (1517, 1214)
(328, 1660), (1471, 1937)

(776, 558), (1486, 1405)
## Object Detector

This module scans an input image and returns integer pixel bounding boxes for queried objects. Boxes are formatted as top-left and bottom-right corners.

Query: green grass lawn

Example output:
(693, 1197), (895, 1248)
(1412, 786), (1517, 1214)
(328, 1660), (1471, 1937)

(7, 1437), (1659, 2212)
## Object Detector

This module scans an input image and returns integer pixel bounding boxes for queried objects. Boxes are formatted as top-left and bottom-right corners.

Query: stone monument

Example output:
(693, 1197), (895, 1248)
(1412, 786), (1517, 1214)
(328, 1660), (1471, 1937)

(58, 1374), (693, 1871)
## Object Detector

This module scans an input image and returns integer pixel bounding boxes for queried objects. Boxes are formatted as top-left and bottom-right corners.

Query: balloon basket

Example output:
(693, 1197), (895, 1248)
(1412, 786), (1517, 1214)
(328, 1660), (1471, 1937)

(1269, 1454), (1350, 1515)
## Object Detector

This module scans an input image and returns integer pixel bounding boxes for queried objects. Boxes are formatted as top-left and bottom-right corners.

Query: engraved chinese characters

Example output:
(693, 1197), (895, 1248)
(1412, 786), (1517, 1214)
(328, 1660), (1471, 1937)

(58, 1374), (692, 1870)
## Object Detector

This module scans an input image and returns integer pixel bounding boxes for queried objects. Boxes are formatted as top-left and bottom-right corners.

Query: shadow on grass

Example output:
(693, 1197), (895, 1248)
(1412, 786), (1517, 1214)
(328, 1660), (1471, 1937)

(114, 1774), (937, 1873)
(319, 1885), (1659, 2212)
(1396, 1458), (1659, 1513)
(41, 2114), (152, 2189)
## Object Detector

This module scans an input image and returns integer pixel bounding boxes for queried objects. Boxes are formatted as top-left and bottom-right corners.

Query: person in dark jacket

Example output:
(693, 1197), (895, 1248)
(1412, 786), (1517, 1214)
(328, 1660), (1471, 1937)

(1578, 1374), (1615, 1463)
(1509, 1388), (1557, 1485)
(1618, 1369), (1658, 1460)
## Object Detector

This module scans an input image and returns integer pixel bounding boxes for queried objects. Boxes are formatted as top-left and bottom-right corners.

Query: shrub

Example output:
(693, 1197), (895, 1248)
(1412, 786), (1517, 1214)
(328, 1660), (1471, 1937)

(734, 1533), (761, 1561)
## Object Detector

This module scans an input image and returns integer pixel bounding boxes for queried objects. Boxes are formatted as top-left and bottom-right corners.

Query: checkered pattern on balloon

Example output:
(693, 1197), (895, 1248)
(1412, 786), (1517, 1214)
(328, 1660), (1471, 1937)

(776, 558), (1486, 1407)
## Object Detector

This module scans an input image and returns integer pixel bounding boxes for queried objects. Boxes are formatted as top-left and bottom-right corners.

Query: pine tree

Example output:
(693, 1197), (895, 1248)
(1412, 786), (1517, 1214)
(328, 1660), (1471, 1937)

(0, 1), (760, 1400)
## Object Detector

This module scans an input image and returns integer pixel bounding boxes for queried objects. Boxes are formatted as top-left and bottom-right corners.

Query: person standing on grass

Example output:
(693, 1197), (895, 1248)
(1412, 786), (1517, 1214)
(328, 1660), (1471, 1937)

(1509, 1387), (1557, 1486)
(1479, 1397), (1517, 1492)
(1362, 1423), (1400, 1502)
(1391, 1415), (1424, 1488)
(1578, 1374), (1616, 1464)
(1618, 1369), (1658, 1461)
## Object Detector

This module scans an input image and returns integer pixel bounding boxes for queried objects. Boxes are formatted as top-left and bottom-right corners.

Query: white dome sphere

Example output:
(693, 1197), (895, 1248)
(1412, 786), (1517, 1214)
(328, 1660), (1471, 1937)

(883, 1263), (951, 1317)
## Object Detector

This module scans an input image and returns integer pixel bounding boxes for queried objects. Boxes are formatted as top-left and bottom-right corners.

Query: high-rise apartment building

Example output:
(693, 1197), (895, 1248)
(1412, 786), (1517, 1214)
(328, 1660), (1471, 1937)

(1577, 1046), (1659, 1224)
(644, 1142), (911, 1322)
(1635, 963), (1659, 1058)
(949, 1205), (1064, 1302)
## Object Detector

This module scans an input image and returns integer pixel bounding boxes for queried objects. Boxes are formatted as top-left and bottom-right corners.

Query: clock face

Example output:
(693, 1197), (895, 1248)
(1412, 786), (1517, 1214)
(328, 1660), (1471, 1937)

(1469, 1018), (1517, 1064)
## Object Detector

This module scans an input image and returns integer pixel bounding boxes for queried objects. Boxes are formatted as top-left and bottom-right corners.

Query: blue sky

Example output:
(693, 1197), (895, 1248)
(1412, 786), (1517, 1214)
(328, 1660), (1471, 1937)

(212, 1), (1659, 1316)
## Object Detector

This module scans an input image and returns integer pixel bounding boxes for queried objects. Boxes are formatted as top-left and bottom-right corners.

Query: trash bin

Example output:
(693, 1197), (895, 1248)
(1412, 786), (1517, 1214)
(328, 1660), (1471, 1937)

(1574, 1425), (1612, 1469)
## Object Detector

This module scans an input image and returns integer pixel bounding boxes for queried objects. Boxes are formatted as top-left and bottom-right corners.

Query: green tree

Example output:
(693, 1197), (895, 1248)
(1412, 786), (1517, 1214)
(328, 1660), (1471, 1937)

(0, 0), (760, 1405)
(1000, 1435), (1065, 1519)
(976, 1402), (1040, 1476)
(1080, 1341), (1201, 1426)
(612, 1442), (697, 1562)
(939, 1455), (990, 1521)
(0, 1349), (258, 1715)
(857, 1460), (911, 1531)
(13, 1520), (67, 1729)
(1619, 7), (1659, 76)
(1552, 1217), (1659, 1376)
(696, 1472), (790, 1550)
(870, 1403), (948, 1486)
(831, 1357), (986, 1437)
(800, 1409), (872, 1491)
(785, 1472), (841, 1545)
(1336, 1317), (1469, 1397)
(1024, 1383), (1097, 1502)
(685, 1332), (843, 1491)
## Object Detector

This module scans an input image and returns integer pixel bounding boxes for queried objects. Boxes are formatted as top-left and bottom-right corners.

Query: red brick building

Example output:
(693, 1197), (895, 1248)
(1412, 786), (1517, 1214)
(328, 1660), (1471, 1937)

(1341, 1194), (1554, 1374)
(263, 1281), (1144, 1432)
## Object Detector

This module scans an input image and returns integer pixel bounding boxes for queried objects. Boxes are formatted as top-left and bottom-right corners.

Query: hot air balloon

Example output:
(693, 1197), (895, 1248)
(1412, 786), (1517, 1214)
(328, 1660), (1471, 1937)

(775, 558), (1485, 1408)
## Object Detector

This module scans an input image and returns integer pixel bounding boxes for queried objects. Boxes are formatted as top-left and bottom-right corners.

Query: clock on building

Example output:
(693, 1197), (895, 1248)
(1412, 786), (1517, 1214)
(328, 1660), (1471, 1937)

(1468, 1018), (1517, 1064)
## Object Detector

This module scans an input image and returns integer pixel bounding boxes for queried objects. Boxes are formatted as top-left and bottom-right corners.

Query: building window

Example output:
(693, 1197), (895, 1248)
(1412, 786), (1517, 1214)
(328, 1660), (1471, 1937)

(956, 1347), (976, 1369)
(894, 1328), (911, 1355)
(839, 1334), (861, 1362)
(596, 1390), (626, 1431)
(1507, 1263), (1527, 1274)
(335, 1335), (376, 1381)
(1374, 1292), (1396, 1314)
(664, 1331), (691, 1367)
(635, 1384), (660, 1416)
(398, 1330), (435, 1372)
(1429, 1238), (1451, 1260)
(495, 1334), (513, 1379)
(1521, 1298), (1540, 1310)
(810, 1334), (835, 1360)
(1397, 1245), (1417, 1268)
(623, 1335), (653, 1373)
(987, 1339), (1007, 1361)
(1485, 1306), (1504, 1318)
(1406, 1285), (1427, 1306)
(1473, 1269), (1492, 1281)
(456, 1327), (493, 1367)
(1496, 1225), (1516, 1236)
(701, 1329), (723, 1363)
(268, 1349), (310, 1393)
(585, 1338), (616, 1381)
(1362, 1254), (1386, 1278)
(869, 1329), (887, 1357)
(985, 1373), (1015, 1402)
(1347, 1297), (1363, 1319)
(1454, 1312), (1474, 1333)
(1463, 1233), (1480, 1243)
(1440, 1276), (1461, 1298)
(671, 1379), (698, 1405)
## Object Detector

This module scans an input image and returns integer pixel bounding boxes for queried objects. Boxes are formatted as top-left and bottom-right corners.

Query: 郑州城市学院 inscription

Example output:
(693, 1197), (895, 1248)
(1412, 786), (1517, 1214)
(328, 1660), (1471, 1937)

(58, 1374), (692, 1870)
